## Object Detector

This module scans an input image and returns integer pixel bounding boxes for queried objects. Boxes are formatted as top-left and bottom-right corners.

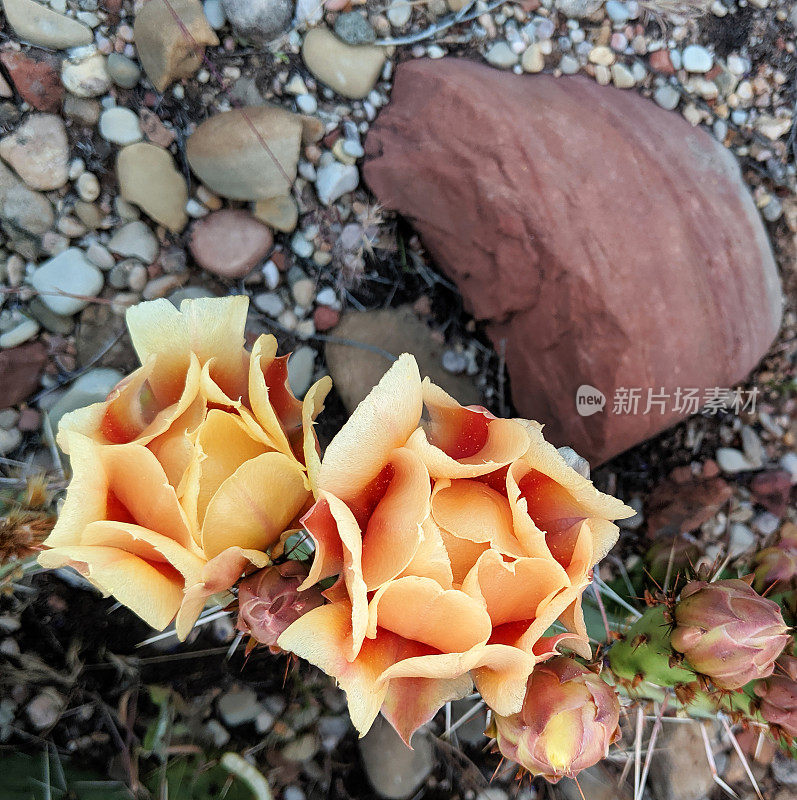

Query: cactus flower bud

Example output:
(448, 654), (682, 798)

(754, 655), (797, 739)
(671, 579), (791, 690)
(492, 657), (621, 782)
(753, 526), (797, 594)
(237, 561), (324, 648)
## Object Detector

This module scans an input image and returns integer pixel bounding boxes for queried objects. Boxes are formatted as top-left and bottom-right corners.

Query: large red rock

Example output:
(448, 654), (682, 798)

(364, 59), (782, 465)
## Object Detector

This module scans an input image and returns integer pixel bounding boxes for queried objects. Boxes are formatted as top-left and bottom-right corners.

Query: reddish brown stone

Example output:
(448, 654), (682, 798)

(189, 209), (273, 279)
(0, 342), (48, 409)
(364, 61), (782, 464)
(313, 305), (340, 331)
(649, 49), (675, 75)
(139, 108), (176, 148)
(646, 473), (733, 539)
(0, 51), (63, 113)
(750, 470), (792, 518)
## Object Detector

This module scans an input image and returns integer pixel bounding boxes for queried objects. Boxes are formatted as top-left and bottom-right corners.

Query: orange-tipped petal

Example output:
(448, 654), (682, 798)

(361, 447), (427, 590)
(175, 546), (271, 640)
(300, 496), (345, 589)
(200, 451), (309, 559)
(38, 545), (185, 630)
(405, 380), (530, 479)
(382, 673), (474, 746)
(302, 376), (332, 494)
(126, 296), (249, 405)
(278, 602), (403, 735)
(398, 517), (454, 589)
(367, 576), (492, 653)
(461, 550), (570, 627)
(318, 354), (423, 503)
(431, 479), (524, 558)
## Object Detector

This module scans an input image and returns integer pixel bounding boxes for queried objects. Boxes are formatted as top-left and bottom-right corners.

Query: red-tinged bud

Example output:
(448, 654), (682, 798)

(671, 579), (791, 690)
(492, 657), (621, 783)
(754, 654), (797, 739)
(753, 544), (797, 594)
(237, 561), (324, 648)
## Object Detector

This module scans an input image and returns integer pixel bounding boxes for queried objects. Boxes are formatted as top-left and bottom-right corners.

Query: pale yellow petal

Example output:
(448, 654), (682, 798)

(318, 354), (422, 502)
(201, 451), (309, 559)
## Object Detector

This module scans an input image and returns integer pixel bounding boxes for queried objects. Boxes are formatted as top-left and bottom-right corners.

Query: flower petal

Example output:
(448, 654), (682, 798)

(361, 447), (427, 590)
(368, 576), (492, 653)
(397, 517), (454, 589)
(302, 376), (332, 493)
(406, 380), (530, 478)
(278, 602), (403, 736)
(431, 478), (524, 558)
(175, 546), (271, 640)
(461, 550), (570, 626)
(200, 451), (309, 559)
(38, 545), (185, 630)
(318, 354), (422, 502)
(126, 296), (249, 405)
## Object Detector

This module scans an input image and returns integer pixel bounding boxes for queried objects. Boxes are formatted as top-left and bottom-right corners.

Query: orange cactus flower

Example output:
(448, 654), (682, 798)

(279, 355), (633, 743)
(38, 297), (330, 638)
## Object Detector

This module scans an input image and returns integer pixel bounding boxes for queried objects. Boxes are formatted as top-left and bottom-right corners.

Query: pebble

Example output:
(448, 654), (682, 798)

(106, 53), (141, 89)
(559, 54), (579, 74)
(359, 716), (433, 800)
(605, 0), (631, 23)
(387, 0), (412, 27)
(313, 305), (340, 331)
(287, 346), (316, 398)
(186, 107), (309, 201)
(134, 0), (219, 92)
(3, 0), (93, 49)
(75, 172), (100, 202)
(653, 83), (680, 110)
(107, 221), (159, 263)
(142, 274), (186, 300)
(0, 317), (39, 349)
(253, 195), (299, 233)
(588, 46), (615, 67)
(555, 0), (603, 18)
(442, 349), (468, 374)
(522, 43), (545, 73)
(716, 447), (755, 474)
(189, 209), (273, 279)
(0, 427), (22, 456)
(217, 687), (261, 727)
(740, 426), (765, 468)
(315, 162), (359, 206)
(203, 0), (227, 29)
(117, 143), (188, 232)
(0, 113), (69, 190)
(682, 44), (713, 73)
(728, 522), (755, 558)
(291, 278), (315, 307)
(611, 63), (635, 88)
(222, 0), (293, 43)
(291, 232), (314, 258)
(1, 179), (54, 236)
(334, 12), (376, 45)
(780, 452), (797, 484)
(302, 27), (386, 100)
(295, 0), (324, 25)
(99, 107), (143, 145)
(315, 286), (338, 308)
(254, 292), (285, 317)
(296, 93), (317, 114)
(29, 248), (104, 317)
(61, 50), (110, 98)
(485, 42), (518, 68)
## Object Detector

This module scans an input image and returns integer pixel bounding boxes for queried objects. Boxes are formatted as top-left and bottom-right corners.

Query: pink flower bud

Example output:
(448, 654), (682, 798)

(237, 562), (324, 648)
(671, 579), (791, 690)
(753, 543), (797, 594)
(754, 654), (797, 739)
(492, 657), (621, 782)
